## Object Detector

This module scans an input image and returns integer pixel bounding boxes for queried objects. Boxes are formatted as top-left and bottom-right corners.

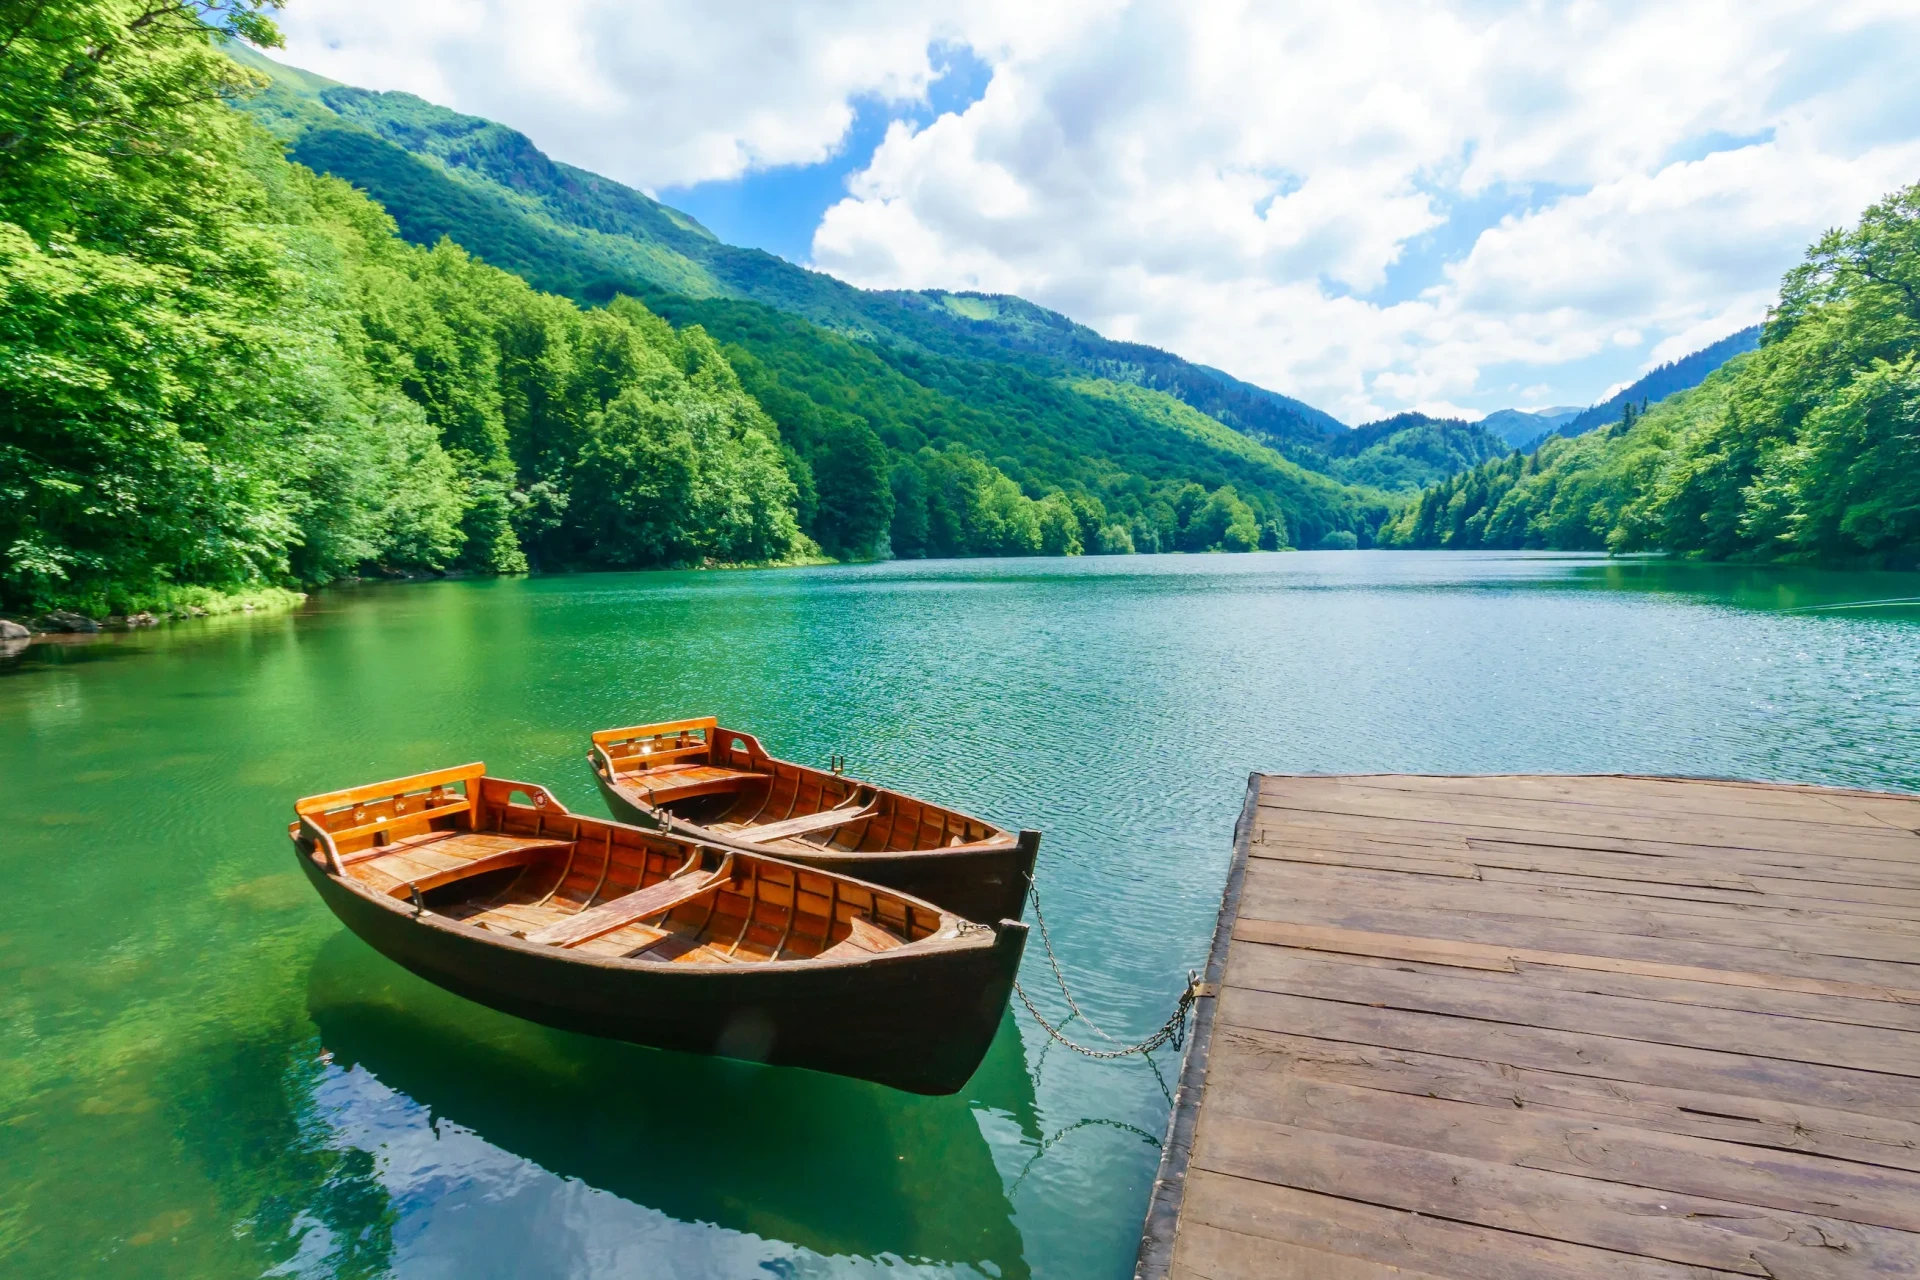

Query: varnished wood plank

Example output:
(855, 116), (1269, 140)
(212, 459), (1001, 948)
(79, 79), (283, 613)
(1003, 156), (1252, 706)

(295, 761), (487, 813)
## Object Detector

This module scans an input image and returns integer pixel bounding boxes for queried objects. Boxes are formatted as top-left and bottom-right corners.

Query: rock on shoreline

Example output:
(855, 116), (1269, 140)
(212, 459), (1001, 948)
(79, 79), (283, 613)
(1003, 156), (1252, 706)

(32, 611), (99, 634)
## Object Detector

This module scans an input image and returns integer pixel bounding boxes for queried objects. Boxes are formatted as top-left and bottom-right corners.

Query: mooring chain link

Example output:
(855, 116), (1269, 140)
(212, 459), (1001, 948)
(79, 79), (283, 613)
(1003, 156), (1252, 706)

(1012, 883), (1203, 1060)
(1027, 881), (1116, 1039)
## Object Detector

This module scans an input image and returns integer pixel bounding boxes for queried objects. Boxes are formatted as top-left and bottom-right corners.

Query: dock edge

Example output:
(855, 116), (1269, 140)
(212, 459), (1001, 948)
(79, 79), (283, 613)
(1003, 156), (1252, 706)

(1131, 771), (1259, 1280)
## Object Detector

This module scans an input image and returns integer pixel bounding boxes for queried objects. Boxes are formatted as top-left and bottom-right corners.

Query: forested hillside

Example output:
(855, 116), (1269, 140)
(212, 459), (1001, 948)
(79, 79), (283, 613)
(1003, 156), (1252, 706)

(659, 299), (1380, 556)
(1295, 413), (1513, 491)
(226, 43), (1347, 451)
(2, 4), (799, 615)
(1560, 326), (1762, 438)
(1380, 191), (1919, 565)
(1, 4), (1395, 618)
(229, 39), (1395, 559)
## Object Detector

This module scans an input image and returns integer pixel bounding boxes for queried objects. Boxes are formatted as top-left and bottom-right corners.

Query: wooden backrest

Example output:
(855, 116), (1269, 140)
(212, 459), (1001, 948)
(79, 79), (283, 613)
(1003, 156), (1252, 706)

(295, 763), (487, 855)
(592, 716), (721, 772)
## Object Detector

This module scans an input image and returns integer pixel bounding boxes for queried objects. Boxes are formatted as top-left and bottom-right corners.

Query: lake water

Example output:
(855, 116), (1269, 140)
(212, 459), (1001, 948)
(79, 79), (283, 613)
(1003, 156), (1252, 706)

(3, 551), (1918, 1280)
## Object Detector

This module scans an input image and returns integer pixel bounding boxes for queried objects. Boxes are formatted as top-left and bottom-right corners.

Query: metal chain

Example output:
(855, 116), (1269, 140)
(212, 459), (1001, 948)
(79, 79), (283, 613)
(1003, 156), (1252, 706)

(1012, 971), (1200, 1059)
(1027, 882), (1115, 1039)
(1014, 882), (1201, 1061)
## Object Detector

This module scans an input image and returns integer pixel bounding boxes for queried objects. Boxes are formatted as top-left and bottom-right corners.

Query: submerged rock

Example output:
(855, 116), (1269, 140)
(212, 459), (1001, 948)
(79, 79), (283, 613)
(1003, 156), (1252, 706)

(33, 610), (99, 633)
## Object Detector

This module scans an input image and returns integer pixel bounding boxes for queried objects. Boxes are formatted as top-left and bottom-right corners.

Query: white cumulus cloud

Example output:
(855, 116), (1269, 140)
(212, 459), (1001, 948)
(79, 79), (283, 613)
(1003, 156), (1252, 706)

(278, 0), (1920, 422)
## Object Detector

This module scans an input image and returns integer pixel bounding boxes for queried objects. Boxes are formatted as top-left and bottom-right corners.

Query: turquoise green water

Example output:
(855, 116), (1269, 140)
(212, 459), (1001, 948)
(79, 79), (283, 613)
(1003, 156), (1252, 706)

(3, 551), (1918, 1279)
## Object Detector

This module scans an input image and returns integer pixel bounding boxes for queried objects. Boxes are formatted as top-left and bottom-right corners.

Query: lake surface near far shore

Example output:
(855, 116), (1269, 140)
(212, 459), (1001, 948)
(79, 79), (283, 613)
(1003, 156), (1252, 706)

(3, 551), (1917, 1279)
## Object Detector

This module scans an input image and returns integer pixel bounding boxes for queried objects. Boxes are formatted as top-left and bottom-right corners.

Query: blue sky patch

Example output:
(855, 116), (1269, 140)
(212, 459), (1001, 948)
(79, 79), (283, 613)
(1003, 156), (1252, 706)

(658, 42), (993, 265)
(1663, 128), (1775, 167)
(1368, 180), (1583, 306)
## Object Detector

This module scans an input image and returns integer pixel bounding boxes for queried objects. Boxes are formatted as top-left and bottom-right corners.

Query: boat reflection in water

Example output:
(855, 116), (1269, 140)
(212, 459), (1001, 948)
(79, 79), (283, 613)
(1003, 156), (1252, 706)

(305, 930), (1035, 1275)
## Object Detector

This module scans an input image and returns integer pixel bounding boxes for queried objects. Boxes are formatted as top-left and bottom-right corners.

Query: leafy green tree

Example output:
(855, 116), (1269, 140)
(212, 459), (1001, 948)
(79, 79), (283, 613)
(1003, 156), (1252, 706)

(1036, 492), (1084, 556)
(808, 419), (894, 558)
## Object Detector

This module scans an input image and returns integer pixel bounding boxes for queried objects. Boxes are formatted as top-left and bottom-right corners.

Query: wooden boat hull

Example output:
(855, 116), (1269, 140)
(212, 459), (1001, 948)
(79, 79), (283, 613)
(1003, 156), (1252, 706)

(593, 759), (1039, 925)
(293, 837), (1027, 1095)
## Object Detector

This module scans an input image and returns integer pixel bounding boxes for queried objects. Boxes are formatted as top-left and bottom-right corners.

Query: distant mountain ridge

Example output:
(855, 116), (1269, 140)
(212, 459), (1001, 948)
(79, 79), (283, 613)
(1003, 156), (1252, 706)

(1309, 413), (1516, 491)
(1478, 406), (1582, 449)
(1561, 327), (1762, 438)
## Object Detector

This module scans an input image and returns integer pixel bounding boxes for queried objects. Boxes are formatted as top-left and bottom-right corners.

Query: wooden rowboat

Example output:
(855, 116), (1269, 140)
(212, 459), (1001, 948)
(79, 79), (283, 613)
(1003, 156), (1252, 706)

(588, 717), (1037, 924)
(289, 763), (1027, 1095)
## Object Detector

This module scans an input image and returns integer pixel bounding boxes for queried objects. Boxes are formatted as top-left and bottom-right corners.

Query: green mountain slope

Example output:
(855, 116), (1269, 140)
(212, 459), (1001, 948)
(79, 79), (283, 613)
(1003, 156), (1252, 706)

(227, 44), (1393, 552)
(227, 43), (1349, 454)
(649, 298), (1391, 552)
(1285, 412), (1515, 492)
(1561, 326), (1762, 437)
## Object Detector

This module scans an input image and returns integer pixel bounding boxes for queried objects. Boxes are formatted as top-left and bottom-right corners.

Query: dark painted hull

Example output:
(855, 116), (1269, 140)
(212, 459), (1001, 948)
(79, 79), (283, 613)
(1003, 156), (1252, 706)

(595, 770), (1038, 925)
(294, 844), (1028, 1095)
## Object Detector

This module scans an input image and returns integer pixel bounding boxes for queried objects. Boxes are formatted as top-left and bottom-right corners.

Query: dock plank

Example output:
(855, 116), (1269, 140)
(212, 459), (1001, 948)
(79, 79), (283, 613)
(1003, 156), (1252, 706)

(1139, 774), (1920, 1280)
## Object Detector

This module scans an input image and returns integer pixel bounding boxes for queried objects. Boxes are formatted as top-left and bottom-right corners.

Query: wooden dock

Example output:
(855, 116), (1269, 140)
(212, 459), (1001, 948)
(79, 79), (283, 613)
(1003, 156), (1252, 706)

(1136, 774), (1920, 1280)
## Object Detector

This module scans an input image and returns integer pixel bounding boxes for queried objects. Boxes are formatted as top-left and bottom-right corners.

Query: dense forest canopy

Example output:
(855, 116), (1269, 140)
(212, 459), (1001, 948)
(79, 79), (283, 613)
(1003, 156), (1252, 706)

(0, 1), (812, 615)
(1380, 187), (1920, 566)
(0, 3), (1398, 618)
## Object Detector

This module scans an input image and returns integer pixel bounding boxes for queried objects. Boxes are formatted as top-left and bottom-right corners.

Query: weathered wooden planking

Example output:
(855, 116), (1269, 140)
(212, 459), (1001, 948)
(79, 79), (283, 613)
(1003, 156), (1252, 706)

(1255, 779), (1920, 862)
(1176, 1175), (1740, 1280)
(1235, 889), (1920, 988)
(1252, 848), (1920, 934)
(1202, 1071), (1920, 1232)
(1141, 773), (1920, 1280)
(1238, 859), (1920, 965)
(1210, 1026), (1920, 1174)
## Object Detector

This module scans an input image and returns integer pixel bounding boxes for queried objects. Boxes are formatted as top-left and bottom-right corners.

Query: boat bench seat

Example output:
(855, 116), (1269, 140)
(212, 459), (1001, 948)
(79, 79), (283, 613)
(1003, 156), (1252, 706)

(525, 867), (725, 948)
(347, 832), (572, 898)
(617, 763), (762, 802)
(732, 799), (877, 845)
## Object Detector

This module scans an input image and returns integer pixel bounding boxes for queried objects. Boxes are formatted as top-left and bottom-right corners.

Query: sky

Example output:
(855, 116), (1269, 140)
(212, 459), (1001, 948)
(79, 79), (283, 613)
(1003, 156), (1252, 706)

(273, 0), (1920, 425)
